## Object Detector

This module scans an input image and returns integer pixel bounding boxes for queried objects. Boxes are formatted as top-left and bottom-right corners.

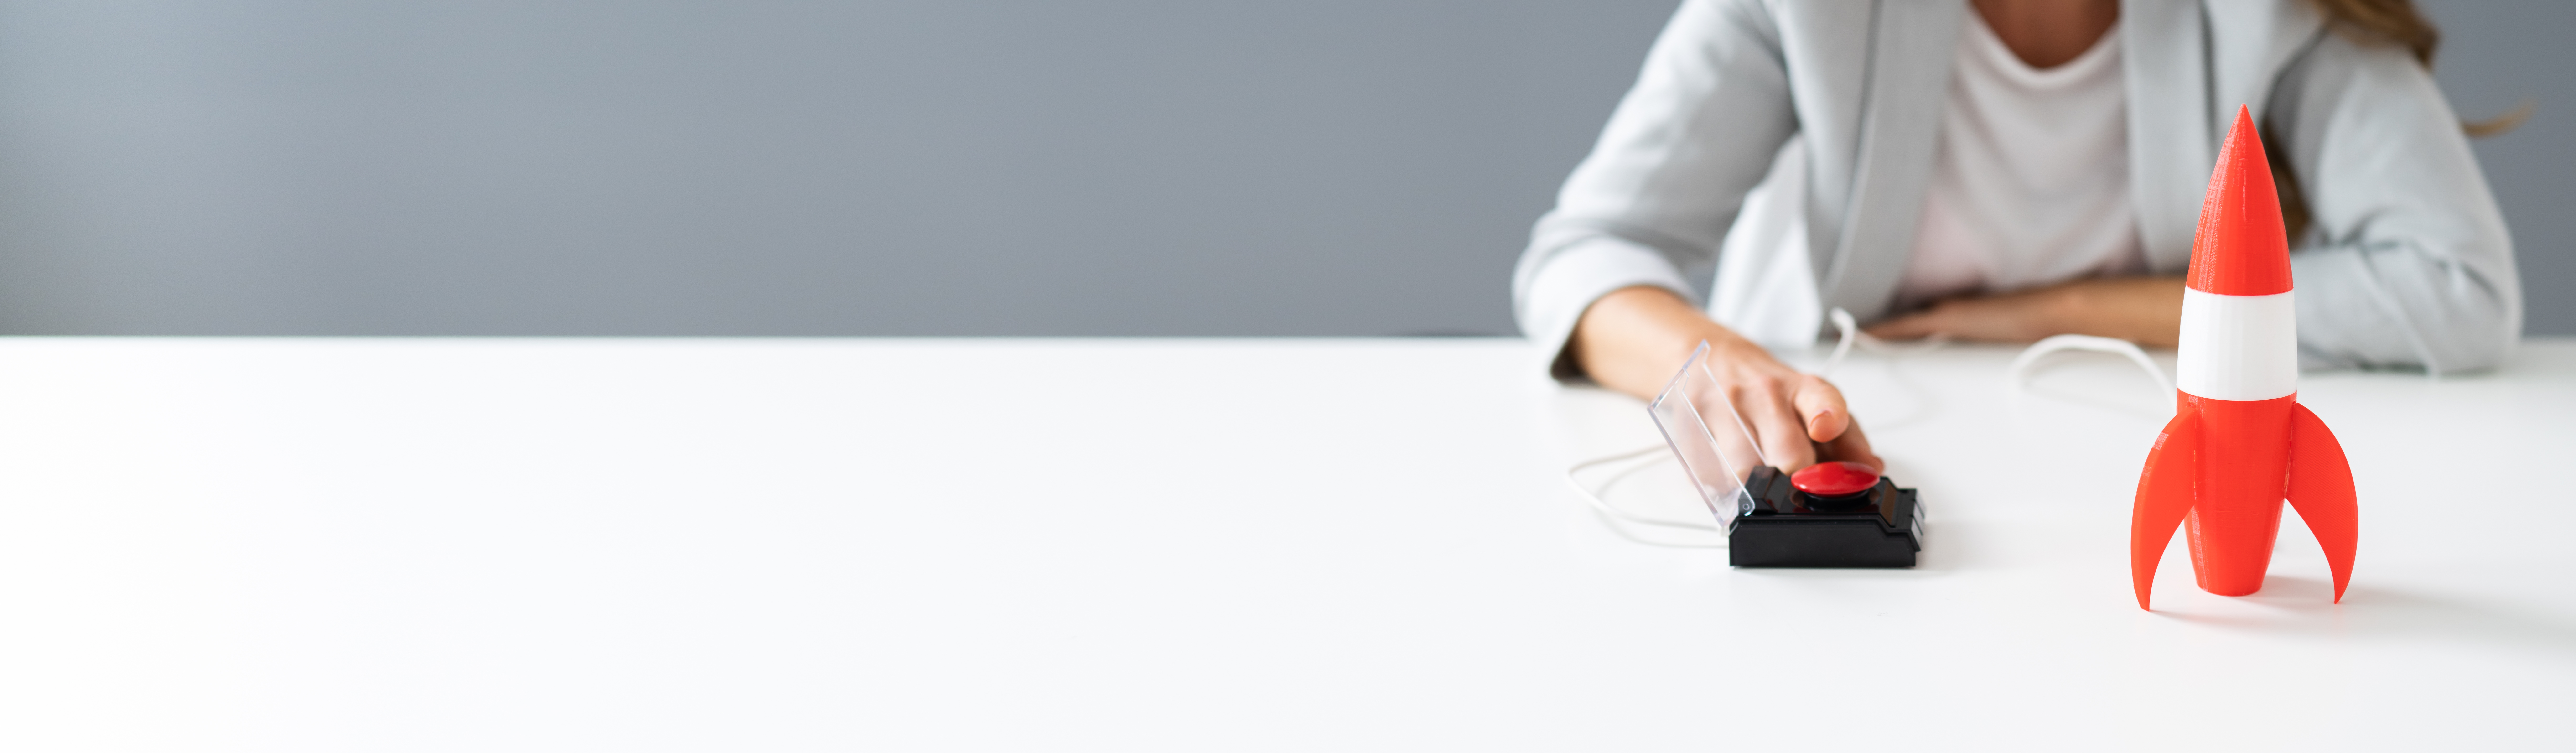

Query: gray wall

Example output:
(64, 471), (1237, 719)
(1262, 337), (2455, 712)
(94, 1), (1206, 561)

(0, 0), (2562, 336)
(2419, 0), (2575, 338)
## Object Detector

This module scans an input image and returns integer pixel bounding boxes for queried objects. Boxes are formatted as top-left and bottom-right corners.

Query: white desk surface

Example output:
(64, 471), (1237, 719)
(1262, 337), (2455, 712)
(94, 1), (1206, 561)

(1, 337), (2570, 751)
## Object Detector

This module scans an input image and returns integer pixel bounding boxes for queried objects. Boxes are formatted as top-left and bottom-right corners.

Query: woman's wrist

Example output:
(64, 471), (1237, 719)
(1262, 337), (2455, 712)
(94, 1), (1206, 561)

(1572, 286), (1715, 398)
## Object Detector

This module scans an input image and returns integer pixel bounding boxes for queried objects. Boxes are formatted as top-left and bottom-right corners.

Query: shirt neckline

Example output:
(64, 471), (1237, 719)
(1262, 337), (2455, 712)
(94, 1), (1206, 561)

(1964, 12), (2122, 88)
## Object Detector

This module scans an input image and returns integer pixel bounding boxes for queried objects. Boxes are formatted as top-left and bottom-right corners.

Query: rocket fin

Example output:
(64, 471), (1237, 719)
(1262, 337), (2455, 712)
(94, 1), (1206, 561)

(2288, 403), (2358, 603)
(2131, 405), (2201, 610)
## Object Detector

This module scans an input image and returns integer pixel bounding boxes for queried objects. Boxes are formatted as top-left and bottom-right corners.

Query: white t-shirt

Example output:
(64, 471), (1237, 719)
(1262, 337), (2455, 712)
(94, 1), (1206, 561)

(1894, 14), (2143, 311)
(1709, 14), (2143, 345)
(1700, 12), (2143, 348)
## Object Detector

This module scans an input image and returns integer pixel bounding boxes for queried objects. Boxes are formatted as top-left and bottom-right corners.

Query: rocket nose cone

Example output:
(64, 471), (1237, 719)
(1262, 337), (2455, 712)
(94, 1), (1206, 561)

(2187, 106), (2295, 296)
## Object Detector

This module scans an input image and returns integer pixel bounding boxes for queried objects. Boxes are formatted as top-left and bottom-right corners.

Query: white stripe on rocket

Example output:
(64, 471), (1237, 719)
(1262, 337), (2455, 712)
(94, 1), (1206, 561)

(2175, 288), (2298, 401)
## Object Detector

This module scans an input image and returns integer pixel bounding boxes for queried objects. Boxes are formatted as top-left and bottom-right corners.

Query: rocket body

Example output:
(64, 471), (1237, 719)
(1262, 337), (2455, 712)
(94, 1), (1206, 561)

(2176, 394), (2294, 596)
(2131, 106), (2358, 608)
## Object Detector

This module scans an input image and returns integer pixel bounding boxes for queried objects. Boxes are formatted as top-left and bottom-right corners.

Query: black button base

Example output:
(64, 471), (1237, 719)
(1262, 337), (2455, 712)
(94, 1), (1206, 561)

(1727, 466), (1925, 568)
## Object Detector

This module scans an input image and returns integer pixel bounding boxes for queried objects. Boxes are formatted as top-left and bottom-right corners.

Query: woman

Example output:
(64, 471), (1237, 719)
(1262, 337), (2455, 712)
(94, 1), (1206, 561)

(1512, 0), (2518, 471)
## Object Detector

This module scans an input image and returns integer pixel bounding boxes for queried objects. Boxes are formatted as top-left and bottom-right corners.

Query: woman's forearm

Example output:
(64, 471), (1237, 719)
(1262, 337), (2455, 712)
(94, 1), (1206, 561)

(1867, 276), (2186, 347)
(2057, 276), (2187, 347)
(1567, 286), (1746, 401)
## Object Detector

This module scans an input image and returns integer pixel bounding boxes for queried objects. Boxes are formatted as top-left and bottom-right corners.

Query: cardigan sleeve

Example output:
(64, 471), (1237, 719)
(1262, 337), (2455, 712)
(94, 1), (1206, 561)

(1509, 0), (1799, 379)
(2269, 31), (2522, 373)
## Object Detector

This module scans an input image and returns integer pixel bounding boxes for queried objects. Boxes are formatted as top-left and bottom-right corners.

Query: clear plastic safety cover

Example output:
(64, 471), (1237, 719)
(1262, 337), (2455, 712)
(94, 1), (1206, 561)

(1646, 342), (1770, 527)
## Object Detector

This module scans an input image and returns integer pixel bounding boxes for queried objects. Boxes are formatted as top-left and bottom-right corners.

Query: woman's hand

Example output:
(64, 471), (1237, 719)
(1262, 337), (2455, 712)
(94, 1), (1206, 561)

(1866, 276), (2185, 347)
(1695, 336), (1881, 472)
(1570, 286), (1880, 473)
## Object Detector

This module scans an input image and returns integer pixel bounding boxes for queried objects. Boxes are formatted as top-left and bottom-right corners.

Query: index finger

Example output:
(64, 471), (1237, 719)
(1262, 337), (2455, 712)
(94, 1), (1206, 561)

(1735, 379), (1816, 472)
(1817, 413), (1882, 470)
(1791, 374), (1851, 444)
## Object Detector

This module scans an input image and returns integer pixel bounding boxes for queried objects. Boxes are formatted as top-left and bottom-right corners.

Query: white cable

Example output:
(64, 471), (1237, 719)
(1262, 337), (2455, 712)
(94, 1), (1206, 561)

(1823, 309), (1860, 374)
(1562, 443), (1726, 548)
(1826, 308), (2168, 402)
(2006, 333), (2175, 404)
(1823, 307), (1949, 376)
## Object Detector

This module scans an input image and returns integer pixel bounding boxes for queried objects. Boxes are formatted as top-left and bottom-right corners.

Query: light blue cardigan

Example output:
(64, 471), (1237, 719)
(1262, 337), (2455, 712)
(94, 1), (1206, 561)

(1513, 0), (2519, 375)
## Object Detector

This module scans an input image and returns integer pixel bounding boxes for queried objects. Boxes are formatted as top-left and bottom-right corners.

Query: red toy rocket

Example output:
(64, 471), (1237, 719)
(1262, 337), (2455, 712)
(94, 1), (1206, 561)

(2130, 106), (2358, 610)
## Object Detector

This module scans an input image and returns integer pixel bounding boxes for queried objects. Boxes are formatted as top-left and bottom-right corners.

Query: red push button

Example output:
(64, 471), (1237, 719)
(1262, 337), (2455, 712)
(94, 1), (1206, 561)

(1791, 461), (1880, 498)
